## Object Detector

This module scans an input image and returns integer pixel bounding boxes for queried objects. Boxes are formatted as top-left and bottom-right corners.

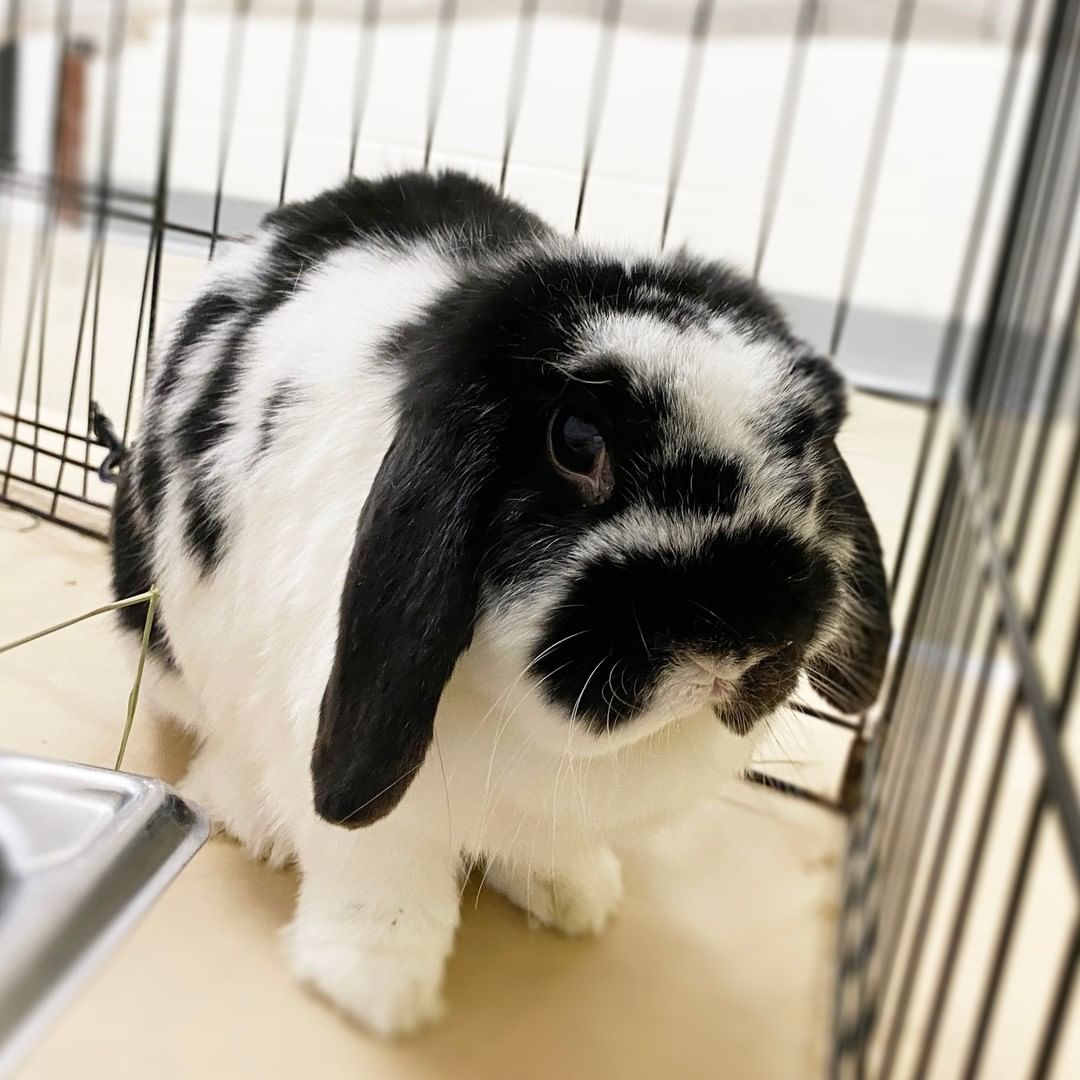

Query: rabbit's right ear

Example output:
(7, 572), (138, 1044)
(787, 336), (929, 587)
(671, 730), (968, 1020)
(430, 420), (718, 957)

(807, 443), (891, 714)
(312, 392), (497, 828)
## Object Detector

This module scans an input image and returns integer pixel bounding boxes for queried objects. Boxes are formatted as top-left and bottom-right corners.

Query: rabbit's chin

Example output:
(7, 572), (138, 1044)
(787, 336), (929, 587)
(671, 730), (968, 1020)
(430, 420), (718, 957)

(456, 647), (748, 760)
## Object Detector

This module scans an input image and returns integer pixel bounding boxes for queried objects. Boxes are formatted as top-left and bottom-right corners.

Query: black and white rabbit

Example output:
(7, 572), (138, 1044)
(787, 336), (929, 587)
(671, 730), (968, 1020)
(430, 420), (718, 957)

(110, 170), (889, 1035)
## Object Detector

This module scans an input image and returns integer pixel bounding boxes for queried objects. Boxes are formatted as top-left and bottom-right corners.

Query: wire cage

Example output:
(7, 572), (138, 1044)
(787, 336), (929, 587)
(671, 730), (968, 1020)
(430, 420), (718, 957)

(0, 0), (1077, 1076)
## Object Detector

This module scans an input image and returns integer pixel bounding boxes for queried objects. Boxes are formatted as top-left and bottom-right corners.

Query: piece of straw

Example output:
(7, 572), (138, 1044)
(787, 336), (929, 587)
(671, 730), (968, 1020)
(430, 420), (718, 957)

(114, 585), (159, 770)
(0, 586), (160, 771)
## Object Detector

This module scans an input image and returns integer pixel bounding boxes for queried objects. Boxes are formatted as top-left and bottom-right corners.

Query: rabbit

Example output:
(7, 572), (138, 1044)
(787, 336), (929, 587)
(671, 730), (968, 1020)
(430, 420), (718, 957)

(109, 169), (890, 1036)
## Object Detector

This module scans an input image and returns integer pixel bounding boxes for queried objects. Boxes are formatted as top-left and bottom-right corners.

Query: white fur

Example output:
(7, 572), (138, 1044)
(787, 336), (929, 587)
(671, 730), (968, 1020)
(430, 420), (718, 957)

(130, 235), (778, 1036)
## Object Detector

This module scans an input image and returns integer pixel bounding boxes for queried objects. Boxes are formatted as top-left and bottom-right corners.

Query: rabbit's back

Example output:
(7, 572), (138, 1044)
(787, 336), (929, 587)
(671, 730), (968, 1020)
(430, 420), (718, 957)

(111, 171), (542, 677)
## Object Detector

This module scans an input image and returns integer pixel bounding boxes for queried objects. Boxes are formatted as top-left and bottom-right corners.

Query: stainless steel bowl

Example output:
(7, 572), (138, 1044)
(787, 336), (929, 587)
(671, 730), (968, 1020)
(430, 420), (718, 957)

(0, 753), (208, 1074)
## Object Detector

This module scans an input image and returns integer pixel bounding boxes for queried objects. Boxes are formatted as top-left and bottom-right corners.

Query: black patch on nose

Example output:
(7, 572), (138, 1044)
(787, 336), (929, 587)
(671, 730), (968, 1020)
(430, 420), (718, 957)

(650, 454), (743, 515)
(532, 527), (834, 733)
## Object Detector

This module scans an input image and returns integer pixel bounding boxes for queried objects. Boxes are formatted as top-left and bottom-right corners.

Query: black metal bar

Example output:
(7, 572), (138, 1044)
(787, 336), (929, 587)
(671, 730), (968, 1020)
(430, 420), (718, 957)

(886, 0), (1040, 593)
(0, 0), (19, 167)
(278, 0), (314, 207)
(574, 0), (621, 235)
(209, 0), (250, 258)
(121, 230), (155, 445)
(0, 490), (108, 540)
(659, 0), (713, 251)
(347, 0), (380, 178)
(1, 182), (231, 240)
(870, 497), (989, 1002)
(752, 0), (818, 283)
(498, 0), (538, 195)
(970, 0), (1080, 503)
(844, 2), (1075, 1068)
(0, 431), (105, 471)
(1030, 911), (1080, 1078)
(790, 700), (860, 731)
(1, 168), (155, 206)
(993, 237), (1080, 577)
(959, 786), (1047, 1079)
(866, 458), (989, 1019)
(144, 0), (186, 371)
(745, 769), (842, 813)
(0, 409), (95, 443)
(1, 0), (70, 500)
(874, 612), (1006, 1077)
(423, 0), (458, 173)
(828, 0), (916, 356)
(904, 418), (1080, 1074)
(50, 0), (127, 515)
(1, 471), (111, 513)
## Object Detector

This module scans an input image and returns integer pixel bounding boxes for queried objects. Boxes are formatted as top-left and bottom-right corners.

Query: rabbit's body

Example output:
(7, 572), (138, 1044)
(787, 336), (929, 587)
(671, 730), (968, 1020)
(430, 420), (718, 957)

(112, 172), (888, 1034)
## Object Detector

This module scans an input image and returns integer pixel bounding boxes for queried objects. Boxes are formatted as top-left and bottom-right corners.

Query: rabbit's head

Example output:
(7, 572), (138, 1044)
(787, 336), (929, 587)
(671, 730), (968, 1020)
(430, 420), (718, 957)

(313, 248), (890, 826)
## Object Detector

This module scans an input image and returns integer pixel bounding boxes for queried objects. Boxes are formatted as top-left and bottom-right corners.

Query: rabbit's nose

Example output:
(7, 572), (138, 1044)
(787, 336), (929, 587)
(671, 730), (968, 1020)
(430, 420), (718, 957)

(691, 655), (754, 685)
(710, 676), (734, 700)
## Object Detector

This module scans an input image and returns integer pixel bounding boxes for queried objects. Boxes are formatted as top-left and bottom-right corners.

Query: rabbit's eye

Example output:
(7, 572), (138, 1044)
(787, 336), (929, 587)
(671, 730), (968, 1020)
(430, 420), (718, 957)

(552, 413), (603, 472)
(547, 408), (614, 506)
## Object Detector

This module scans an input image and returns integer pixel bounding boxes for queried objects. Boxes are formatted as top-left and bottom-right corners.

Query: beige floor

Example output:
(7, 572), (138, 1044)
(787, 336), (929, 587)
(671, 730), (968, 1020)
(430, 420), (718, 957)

(0, 505), (846, 1080)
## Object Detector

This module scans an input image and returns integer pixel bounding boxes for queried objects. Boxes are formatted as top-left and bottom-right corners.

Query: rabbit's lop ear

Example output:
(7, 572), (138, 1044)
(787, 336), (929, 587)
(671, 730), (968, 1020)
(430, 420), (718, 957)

(808, 444), (892, 715)
(313, 395), (494, 828)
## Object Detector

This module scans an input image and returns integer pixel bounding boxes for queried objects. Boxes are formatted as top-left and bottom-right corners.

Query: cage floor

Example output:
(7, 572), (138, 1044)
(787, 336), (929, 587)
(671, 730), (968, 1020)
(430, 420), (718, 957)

(0, 507), (845, 1080)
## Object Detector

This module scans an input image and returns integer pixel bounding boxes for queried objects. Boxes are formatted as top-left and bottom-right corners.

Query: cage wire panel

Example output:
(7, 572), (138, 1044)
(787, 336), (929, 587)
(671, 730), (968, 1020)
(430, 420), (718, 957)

(1, 0), (1078, 1075)
(835, 0), (1080, 1074)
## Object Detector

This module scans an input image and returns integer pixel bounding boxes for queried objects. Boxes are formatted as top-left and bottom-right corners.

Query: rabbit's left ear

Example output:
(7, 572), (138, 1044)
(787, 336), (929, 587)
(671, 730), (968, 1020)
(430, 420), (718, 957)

(807, 443), (891, 714)
(312, 393), (497, 828)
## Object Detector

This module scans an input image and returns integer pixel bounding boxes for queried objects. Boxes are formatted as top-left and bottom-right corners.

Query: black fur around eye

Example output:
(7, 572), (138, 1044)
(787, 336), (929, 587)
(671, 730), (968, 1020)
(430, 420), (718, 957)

(547, 407), (614, 505)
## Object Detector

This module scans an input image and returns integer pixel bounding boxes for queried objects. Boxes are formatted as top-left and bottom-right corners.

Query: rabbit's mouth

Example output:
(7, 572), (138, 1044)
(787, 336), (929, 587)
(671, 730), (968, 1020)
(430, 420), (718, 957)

(586, 645), (804, 744)
(710, 646), (804, 736)
(657, 647), (802, 736)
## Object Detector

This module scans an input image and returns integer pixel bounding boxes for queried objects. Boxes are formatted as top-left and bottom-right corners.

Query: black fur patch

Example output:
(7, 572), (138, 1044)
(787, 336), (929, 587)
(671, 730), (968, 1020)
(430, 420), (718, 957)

(792, 352), (847, 436)
(715, 703), (756, 736)
(178, 321), (248, 461)
(137, 429), (166, 520)
(785, 475), (816, 514)
(264, 171), (551, 268)
(109, 473), (175, 666)
(156, 290), (242, 400)
(664, 252), (797, 344)
(777, 401), (820, 457)
(257, 381), (299, 458)
(161, 172), (554, 580)
(807, 445), (891, 713)
(182, 484), (228, 571)
(648, 453), (743, 515)
(532, 527), (835, 732)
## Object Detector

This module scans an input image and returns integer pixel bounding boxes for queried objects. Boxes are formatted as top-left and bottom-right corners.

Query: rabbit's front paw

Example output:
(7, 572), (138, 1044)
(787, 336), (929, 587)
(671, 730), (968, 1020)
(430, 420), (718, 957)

(484, 847), (623, 936)
(286, 915), (449, 1037)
